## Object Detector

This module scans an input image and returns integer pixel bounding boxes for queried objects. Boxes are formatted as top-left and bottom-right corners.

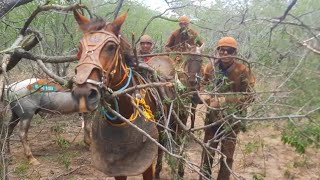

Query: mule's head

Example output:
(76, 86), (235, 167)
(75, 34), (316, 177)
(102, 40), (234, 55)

(184, 43), (205, 87)
(72, 10), (129, 112)
(186, 43), (205, 54)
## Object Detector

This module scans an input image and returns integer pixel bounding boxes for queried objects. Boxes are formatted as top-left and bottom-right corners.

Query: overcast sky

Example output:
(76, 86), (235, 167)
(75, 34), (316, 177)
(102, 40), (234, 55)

(135, 0), (215, 12)
(135, 0), (170, 12)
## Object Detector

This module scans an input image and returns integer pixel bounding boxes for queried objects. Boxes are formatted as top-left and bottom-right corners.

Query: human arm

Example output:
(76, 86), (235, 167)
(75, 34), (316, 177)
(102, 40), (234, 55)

(210, 66), (256, 108)
(164, 33), (176, 52)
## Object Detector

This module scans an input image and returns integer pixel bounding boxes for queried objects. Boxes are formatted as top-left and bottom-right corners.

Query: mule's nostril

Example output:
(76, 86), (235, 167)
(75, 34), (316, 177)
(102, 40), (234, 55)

(88, 89), (98, 100)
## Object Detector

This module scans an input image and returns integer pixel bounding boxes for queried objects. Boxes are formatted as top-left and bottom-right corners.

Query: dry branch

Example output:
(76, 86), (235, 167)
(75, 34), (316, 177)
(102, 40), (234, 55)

(36, 59), (73, 88)
(0, 0), (33, 19)
(138, 52), (252, 65)
(20, 3), (85, 35)
(104, 102), (212, 179)
(137, 3), (192, 44)
(7, 48), (78, 63)
(110, 82), (173, 98)
(1, 3), (86, 75)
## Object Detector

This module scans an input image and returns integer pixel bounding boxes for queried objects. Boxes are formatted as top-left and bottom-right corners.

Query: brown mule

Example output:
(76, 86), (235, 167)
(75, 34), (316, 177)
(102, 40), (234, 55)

(146, 50), (203, 178)
(72, 10), (158, 180)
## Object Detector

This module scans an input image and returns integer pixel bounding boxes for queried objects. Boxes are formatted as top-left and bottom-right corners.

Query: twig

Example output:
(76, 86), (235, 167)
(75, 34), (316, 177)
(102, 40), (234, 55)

(231, 106), (320, 121)
(36, 59), (72, 87)
(20, 3), (86, 35)
(137, 3), (191, 44)
(110, 82), (173, 98)
(138, 52), (252, 65)
(104, 103), (182, 159)
(105, 102), (212, 179)
(126, 94), (174, 133)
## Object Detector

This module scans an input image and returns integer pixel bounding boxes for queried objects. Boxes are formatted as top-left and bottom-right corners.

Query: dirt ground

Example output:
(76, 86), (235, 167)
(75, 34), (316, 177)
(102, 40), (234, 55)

(6, 105), (320, 180)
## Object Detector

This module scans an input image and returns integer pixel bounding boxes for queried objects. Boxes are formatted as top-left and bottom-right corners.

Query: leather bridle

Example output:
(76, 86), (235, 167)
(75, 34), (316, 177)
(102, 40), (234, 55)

(75, 24), (128, 90)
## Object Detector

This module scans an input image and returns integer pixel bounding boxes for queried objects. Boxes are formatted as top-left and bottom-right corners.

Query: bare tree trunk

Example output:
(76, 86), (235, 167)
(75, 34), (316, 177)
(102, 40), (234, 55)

(0, 0), (33, 18)
(114, 0), (125, 20)
(0, 75), (8, 180)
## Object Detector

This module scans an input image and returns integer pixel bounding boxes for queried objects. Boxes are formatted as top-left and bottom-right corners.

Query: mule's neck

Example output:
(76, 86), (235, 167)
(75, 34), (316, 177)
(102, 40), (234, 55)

(40, 92), (79, 114)
(107, 59), (135, 120)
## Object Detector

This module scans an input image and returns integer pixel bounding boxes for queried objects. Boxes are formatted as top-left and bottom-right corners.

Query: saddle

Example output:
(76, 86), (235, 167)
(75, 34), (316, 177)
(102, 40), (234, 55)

(146, 55), (175, 81)
(27, 79), (67, 92)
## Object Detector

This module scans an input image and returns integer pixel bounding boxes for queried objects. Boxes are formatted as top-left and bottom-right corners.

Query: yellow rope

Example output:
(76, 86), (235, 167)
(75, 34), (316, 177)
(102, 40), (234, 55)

(106, 95), (155, 127)
(129, 98), (141, 121)
(133, 98), (155, 122)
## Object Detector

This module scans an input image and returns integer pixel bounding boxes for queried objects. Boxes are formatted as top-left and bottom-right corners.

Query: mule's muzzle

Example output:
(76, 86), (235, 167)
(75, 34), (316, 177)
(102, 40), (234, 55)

(72, 84), (101, 112)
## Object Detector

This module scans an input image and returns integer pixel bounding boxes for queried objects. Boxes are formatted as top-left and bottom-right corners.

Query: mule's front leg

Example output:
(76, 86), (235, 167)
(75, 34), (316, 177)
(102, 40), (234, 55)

(143, 162), (155, 180)
(190, 102), (197, 129)
(6, 112), (20, 154)
(19, 118), (40, 165)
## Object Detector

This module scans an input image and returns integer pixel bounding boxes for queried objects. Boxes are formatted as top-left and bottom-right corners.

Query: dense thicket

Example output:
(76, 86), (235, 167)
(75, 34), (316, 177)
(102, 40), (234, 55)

(0, 0), (319, 177)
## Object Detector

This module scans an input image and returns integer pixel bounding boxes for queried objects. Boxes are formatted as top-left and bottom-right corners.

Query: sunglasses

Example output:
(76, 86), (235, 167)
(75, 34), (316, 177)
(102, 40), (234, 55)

(218, 47), (236, 54)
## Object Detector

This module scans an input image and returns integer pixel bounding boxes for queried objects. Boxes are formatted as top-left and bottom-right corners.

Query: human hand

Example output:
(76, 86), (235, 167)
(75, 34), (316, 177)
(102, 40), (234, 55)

(200, 94), (210, 104)
(209, 97), (226, 108)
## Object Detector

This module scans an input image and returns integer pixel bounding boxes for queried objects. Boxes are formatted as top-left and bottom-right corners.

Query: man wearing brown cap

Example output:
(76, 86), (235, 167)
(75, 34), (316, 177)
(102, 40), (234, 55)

(165, 15), (204, 53)
(138, 34), (154, 62)
(200, 36), (256, 180)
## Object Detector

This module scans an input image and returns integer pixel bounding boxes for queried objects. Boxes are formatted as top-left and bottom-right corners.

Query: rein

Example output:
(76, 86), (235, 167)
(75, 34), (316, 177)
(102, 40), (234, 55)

(100, 68), (132, 121)
(100, 69), (155, 127)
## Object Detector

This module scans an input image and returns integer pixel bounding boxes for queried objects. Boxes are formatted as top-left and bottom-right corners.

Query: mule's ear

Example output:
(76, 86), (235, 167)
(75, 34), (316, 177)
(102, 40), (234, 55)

(112, 12), (128, 35)
(73, 10), (90, 31)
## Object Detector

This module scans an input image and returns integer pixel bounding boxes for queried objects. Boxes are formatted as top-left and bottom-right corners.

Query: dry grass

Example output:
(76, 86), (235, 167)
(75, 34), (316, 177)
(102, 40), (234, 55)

(6, 106), (320, 180)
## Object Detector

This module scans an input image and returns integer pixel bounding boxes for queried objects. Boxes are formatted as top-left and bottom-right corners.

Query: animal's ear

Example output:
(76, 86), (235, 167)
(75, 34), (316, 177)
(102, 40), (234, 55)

(112, 12), (128, 35)
(73, 9), (90, 31)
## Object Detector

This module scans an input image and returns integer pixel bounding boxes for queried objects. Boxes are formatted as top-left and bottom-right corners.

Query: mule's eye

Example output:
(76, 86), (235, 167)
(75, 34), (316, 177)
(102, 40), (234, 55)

(107, 44), (116, 52)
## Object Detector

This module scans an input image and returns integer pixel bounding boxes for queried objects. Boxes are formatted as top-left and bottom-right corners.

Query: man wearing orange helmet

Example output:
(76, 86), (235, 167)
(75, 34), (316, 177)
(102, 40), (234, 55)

(138, 34), (154, 62)
(200, 37), (256, 180)
(165, 15), (204, 53)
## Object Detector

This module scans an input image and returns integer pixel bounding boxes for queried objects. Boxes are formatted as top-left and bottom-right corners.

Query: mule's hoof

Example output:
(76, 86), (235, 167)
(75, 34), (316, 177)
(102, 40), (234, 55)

(29, 158), (40, 166)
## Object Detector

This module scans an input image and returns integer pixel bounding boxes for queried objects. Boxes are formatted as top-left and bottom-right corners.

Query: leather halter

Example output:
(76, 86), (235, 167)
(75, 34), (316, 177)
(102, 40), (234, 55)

(75, 24), (125, 89)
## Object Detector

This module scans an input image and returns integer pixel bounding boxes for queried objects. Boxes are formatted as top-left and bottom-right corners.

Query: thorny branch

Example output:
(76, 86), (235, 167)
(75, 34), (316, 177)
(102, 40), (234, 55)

(1, 1), (320, 179)
(5, 48), (78, 63)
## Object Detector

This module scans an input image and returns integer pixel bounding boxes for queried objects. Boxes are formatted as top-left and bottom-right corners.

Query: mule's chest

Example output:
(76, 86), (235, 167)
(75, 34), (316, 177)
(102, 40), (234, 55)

(91, 115), (158, 176)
